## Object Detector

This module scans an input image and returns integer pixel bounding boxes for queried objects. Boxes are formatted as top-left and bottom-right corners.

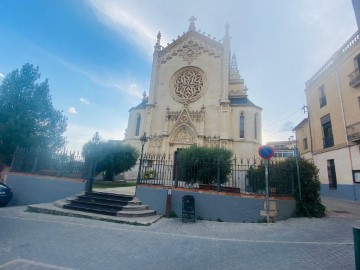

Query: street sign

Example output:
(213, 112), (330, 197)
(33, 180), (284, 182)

(258, 145), (275, 223)
(258, 145), (275, 160)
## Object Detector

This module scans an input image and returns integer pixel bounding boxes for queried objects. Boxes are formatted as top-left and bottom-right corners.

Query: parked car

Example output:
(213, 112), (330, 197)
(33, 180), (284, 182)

(0, 182), (13, 206)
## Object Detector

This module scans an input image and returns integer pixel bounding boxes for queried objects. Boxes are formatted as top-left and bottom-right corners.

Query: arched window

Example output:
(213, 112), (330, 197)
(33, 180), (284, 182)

(135, 114), (141, 136)
(254, 113), (258, 140)
(240, 112), (245, 138)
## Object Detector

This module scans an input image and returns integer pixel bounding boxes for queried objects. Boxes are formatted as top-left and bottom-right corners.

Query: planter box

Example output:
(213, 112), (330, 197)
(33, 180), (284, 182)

(199, 184), (240, 193)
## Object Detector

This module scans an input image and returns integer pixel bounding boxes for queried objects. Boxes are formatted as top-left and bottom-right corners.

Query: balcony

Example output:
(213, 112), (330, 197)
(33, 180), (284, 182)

(349, 68), (360, 88)
(347, 122), (360, 142)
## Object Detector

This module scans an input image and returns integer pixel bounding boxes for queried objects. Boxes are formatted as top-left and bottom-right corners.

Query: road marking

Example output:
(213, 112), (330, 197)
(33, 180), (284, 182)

(0, 215), (353, 246)
(0, 258), (75, 269)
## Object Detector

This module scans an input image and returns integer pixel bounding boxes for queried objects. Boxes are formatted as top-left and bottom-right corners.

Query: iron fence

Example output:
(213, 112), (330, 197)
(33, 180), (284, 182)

(138, 153), (294, 196)
(10, 147), (92, 179)
(10, 147), (296, 195)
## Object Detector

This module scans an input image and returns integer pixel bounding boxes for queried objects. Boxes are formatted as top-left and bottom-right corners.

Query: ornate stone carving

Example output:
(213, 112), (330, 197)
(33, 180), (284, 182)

(204, 136), (220, 148)
(160, 37), (222, 64)
(189, 110), (204, 122)
(166, 108), (205, 123)
(180, 115), (188, 123)
(230, 53), (241, 80)
(170, 67), (207, 103)
(149, 134), (163, 147)
(166, 110), (181, 121)
(174, 127), (194, 144)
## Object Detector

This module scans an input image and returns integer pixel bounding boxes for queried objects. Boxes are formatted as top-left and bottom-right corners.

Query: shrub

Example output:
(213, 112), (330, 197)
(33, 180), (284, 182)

(142, 169), (157, 179)
(178, 146), (233, 185)
(294, 158), (325, 218)
(248, 157), (325, 218)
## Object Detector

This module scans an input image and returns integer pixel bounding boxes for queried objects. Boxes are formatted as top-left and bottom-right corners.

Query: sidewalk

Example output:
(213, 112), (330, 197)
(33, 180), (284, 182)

(322, 196), (360, 219)
(26, 186), (161, 225)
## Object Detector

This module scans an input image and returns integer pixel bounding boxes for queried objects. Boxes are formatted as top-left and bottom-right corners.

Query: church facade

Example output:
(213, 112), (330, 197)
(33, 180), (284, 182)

(124, 17), (262, 157)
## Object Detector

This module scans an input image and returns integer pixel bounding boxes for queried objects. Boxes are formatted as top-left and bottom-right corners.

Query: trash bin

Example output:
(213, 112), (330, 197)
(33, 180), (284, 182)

(182, 195), (195, 222)
(354, 227), (360, 270)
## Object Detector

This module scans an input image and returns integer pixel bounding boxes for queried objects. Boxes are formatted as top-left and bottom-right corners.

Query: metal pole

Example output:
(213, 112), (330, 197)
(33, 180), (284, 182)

(289, 160), (294, 195)
(217, 155), (221, 192)
(174, 153), (179, 188)
(9, 146), (19, 172)
(136, 143), (145, 185)
(294, 144), (302, 200)
(265, 159), (270, 223)
(31, 148), (40, 174)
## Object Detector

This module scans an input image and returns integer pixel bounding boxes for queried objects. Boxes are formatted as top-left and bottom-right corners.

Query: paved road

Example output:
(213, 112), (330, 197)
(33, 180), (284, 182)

(0, 205), (358, 270)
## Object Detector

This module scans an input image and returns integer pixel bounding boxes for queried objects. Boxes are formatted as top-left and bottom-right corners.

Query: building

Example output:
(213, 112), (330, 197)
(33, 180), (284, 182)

(294, 30), (360, 201)
(266, 140), (295, 158)
(293, 118), (313, 160)
(124, 17), (262, 158)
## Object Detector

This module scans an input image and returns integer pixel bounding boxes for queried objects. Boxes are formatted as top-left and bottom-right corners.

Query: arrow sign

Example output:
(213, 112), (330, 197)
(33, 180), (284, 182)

(258, 145), (274, 160)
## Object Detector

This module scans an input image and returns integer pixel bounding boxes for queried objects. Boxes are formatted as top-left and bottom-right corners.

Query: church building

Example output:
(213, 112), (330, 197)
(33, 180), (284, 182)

(124, 17), (262, 157)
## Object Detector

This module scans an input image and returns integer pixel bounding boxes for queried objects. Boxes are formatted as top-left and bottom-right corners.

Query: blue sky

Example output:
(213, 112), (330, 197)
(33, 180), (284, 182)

(0, 0), (357, 150)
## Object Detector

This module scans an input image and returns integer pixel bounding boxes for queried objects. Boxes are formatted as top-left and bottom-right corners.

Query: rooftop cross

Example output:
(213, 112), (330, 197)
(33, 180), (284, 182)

(156, 31), (161, 45)
(188, 16), (197, 31)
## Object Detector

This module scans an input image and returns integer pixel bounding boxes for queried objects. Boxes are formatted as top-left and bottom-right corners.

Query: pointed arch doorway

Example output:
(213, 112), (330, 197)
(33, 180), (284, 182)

(168, 115), (198, 185)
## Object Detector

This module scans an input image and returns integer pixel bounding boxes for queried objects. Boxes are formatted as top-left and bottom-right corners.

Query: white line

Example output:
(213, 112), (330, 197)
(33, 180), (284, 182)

(0, 258), (75, 269)
(0, 215), (353, 246)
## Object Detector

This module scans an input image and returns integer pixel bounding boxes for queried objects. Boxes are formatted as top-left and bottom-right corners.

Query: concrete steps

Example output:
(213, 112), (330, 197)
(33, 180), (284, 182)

(117, 209), (157, 217)
(62, 191), (156, 218)
(122, 204), (149, 211)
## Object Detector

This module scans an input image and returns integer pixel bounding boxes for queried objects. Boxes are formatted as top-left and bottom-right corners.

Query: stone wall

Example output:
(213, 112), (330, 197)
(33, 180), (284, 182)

(136, 185), (296, 222)
(6, 173), (85, 206)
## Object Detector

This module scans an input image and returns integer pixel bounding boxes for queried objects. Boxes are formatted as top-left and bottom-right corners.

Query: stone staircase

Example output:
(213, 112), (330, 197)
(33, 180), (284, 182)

(63, 191), (156, 217)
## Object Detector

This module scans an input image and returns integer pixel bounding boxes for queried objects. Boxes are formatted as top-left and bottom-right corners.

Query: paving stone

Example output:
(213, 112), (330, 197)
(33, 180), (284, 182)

(0, 197), (358, 270)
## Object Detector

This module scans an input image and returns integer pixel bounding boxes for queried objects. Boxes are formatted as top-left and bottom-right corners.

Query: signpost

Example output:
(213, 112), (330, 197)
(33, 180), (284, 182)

(258, 145), (275, 223)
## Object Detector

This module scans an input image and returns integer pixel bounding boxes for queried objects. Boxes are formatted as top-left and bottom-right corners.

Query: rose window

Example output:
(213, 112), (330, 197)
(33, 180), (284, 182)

(171, 67), (207, 103)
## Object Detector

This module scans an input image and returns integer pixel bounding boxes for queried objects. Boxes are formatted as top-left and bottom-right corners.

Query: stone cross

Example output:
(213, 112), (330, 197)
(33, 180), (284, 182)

(188, 16), (197, 31)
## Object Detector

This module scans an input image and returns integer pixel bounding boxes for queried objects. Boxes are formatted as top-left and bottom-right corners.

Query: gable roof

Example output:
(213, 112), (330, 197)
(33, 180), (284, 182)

(158, 30), (223, 57)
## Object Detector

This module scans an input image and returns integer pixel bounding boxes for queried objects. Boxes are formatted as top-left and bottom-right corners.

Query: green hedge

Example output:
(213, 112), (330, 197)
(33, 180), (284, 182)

(178, 146), (232, 185)
(248, 158), (325, 218)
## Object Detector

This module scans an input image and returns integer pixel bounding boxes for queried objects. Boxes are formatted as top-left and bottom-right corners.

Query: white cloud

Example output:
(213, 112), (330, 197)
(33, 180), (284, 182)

(298, 0), (357, 75)
(279, 121), (295, 132)
(65, 123), (125, 150)
(89, 0), (156, 55)
(68, 107), (78, 114)
(54, 56), (146, 103)
(0, 72), (4, 78)
(80, 97), (90, 105)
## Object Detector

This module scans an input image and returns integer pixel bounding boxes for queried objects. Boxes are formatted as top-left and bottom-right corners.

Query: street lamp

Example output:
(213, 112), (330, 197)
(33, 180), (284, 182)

(136, 132), (148, 185)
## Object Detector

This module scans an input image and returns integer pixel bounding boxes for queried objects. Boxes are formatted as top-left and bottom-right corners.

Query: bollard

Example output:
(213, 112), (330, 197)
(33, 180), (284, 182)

(165, 189), (172, 218)
(354, 227), (360, 270)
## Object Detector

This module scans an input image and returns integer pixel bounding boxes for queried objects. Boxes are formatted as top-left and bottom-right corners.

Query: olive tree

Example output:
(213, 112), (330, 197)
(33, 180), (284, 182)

(82, 133), (139, 181)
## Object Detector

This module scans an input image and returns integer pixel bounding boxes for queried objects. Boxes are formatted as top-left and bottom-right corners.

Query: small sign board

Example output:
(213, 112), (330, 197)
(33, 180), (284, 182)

(258, 145), (275, 160)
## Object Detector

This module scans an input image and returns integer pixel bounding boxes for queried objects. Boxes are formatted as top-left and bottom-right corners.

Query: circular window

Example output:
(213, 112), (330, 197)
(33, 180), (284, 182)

(170, 67), (207, 103)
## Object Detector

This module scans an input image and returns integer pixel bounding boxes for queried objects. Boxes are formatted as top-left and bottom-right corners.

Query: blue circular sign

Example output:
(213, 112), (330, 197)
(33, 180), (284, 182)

(258, 145), (274, 159)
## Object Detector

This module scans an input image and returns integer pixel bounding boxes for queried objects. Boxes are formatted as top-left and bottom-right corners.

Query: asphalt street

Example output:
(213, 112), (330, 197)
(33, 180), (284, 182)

(0, 205), (358, 270)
